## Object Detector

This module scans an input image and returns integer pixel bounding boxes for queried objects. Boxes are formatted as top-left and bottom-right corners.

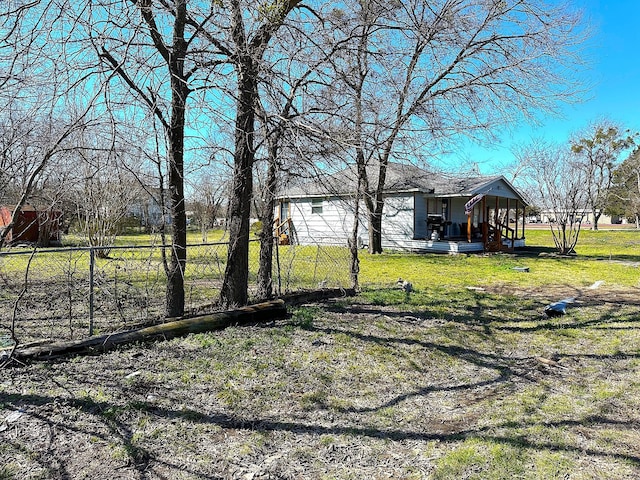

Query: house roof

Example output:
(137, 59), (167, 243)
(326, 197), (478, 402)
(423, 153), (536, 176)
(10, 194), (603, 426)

(280, 163), (527, 204)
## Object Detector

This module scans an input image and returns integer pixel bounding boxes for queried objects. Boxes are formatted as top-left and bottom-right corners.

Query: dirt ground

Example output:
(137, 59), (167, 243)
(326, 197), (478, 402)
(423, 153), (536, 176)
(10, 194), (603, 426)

(2, 286), (640, 479)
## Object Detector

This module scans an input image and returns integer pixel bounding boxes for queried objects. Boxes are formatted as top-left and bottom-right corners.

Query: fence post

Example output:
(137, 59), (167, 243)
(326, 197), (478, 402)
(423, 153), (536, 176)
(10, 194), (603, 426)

(89, 247), (95, 336)
(313, 245), (320, 284)
(274, 237), (281, 296)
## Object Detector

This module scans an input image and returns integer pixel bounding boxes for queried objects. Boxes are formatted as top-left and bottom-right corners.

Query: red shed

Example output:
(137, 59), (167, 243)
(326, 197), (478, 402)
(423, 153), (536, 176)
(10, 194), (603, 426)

(0, 205), (63, 246)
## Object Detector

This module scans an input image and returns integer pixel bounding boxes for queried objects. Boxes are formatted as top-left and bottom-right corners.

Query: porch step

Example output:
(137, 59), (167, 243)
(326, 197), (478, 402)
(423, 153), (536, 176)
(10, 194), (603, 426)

(485, 238), (514, 252)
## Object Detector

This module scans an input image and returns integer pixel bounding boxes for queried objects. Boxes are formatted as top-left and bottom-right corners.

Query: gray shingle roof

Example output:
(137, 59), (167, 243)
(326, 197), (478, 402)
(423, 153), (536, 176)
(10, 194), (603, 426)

(281, 162), (503, 198)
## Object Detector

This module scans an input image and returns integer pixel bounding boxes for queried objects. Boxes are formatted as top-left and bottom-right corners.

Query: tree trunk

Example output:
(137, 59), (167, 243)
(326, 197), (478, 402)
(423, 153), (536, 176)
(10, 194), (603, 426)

(256, 146), (278, 299)
(220, 61), (257, 308)
(349, 178), (363, 290)
(367, 178), (386, 254)
(592, 208), (600, 230)
(165, 99), (187, 317)
(366, 159), (389, 255)
(165, 20), (189, 317)
(368, 208), (383, 254)
(220, 0), (302, 307)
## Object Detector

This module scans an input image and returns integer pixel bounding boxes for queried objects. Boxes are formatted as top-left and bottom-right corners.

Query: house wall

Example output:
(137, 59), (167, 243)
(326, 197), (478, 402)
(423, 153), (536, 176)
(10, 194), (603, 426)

(414, 193), (427, 239)
(449, 197), (469, 225)
(282, 193), (417, 248)
(415, 196), (473, 239)
(286, 196), (363, 246)
(281, 189), (526, 251)
(379, 194), (416, 248)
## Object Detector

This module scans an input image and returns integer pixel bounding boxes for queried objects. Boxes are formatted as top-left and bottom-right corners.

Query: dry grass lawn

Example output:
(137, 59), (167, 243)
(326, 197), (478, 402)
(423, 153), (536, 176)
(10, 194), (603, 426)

(2, 279), (640, 479)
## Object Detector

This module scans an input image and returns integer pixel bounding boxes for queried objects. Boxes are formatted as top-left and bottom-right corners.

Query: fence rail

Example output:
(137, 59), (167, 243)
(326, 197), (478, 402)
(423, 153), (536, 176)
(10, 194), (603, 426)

(0, 239), (351, 347)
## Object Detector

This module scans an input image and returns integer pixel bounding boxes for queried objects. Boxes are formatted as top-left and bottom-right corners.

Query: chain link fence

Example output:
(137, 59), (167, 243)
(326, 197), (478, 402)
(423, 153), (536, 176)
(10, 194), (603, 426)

(0, 239), (351, 347)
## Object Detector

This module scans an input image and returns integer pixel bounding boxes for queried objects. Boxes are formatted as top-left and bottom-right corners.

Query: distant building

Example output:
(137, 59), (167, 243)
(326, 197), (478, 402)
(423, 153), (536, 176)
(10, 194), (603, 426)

(127, 189), (169, 229)
(0, 205), (63, 246)
(538, 209), (622, 225)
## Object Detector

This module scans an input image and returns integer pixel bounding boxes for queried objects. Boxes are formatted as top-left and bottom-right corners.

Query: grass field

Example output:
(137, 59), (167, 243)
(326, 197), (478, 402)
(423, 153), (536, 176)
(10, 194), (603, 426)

(360, 228), (640, 291)
(1, 228), (640, 479)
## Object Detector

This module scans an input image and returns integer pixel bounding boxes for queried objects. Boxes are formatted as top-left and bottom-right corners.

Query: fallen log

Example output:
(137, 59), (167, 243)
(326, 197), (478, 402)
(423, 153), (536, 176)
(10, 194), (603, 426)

(279, 287), (356, 306)
(14, 299), (287, 360)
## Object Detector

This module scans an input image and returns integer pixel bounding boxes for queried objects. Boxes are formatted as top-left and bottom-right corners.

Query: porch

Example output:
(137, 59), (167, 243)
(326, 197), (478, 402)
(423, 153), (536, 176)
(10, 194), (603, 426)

(415, 191), (528, 253)
(381, 235), (526, 254)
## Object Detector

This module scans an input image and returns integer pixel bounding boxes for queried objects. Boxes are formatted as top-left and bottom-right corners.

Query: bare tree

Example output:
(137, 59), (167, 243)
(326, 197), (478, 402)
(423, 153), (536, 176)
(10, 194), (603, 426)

(188, 172), (229, 242)
(518, 141), (587, 255)
(320, 0), (588, 253)
(252, 19), (340, 299)
(0, 0), (109, 356)
(570, 121), (637, 230)
(91, 0), (227, 316)
(0, 1), (104, 248)
(66, 127), (146, 256)
(218, 0), (307, 307)
(87, 1), (314, 308)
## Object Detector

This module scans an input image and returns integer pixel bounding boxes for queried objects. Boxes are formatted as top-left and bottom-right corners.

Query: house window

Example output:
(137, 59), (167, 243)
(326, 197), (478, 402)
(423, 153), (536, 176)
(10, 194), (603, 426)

(311, 199), (323, 214)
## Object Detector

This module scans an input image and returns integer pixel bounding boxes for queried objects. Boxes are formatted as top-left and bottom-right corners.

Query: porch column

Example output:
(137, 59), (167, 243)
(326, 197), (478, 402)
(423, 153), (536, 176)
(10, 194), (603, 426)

(515, 200), (519, 239)
(482, 196), (487, 246)
(522, 202), (526, 241)
(506, 198), (510, 240)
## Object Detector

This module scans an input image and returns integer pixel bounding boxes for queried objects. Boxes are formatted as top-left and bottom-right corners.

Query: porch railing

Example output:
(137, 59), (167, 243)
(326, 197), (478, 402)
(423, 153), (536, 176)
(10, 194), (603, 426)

(486, 221), (516, 251)
(274, 217), (295, 245)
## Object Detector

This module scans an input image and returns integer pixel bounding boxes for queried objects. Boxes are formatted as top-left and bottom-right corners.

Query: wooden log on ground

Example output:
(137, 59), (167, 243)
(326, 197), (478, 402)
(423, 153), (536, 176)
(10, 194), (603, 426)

(279, 287), (356, 306)
(15, 299), (287, 360)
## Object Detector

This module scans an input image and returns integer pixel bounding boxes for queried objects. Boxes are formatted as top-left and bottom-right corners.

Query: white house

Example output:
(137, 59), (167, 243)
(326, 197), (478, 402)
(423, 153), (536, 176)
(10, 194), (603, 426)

(275, 163), (529, 253)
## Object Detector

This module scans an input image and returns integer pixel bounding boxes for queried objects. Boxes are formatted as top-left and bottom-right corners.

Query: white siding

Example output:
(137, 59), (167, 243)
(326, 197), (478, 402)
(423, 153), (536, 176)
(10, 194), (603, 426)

(278, 192), (523, 253)
(413, 193), (427, 239)
(483, 178), (523, 200)
(287, 197), (367, 246)
(379, 194), (416, 247)
(449, 197), (469, 226)
(283, 194), (417, 248)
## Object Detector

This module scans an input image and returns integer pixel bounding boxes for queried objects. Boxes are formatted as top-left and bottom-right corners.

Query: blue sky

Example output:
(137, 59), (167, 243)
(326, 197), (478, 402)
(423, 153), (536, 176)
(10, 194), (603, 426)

(452, 0), (640, 174)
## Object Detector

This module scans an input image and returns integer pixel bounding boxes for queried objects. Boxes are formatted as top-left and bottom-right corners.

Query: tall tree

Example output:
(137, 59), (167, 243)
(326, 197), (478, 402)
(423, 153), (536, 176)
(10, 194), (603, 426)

(88, 1), (315, 309)
(92, 0), (225, 316)
(218, 0), (304, 307)
(252, 18), (339, 299)
(321, 0), (587, 253)
(0, 0), (102, 248)
(607, 148), (640, 228)
(570, 122), (636, 230)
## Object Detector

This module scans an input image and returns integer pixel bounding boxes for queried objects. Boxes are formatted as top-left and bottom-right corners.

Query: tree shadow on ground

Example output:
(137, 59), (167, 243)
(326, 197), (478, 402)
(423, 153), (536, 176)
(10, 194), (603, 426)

(326, 286), (640, 329)
(3, 388), (639, 472)
(3, 290), (640, 477)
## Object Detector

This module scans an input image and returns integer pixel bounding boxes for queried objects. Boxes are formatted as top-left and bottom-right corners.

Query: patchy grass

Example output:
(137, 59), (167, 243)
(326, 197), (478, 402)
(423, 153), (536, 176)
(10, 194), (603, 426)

(2, 280), (640, 479)
(1, 228), (639, 478)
